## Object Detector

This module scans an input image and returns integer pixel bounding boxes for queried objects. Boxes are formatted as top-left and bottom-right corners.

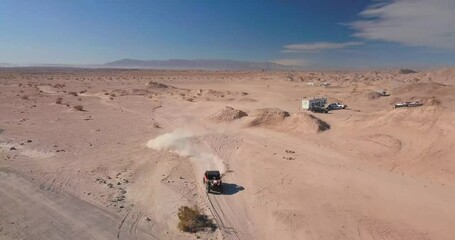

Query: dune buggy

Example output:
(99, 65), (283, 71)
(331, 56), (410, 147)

(203, 170), (223, 194)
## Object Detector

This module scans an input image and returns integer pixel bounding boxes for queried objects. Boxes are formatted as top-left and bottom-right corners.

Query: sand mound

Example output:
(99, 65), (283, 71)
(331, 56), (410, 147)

(282, 112), (330, 133)
(422, 67), (455, 85)
(210, 106), (248, 122)
(236, 97), (257, 102)
(348, 106), (441, 131)
(246, 108), (290, 127)
(245, 109), (330, 134)
(426, 97), (442, 106)
(393, 82), (448, 95)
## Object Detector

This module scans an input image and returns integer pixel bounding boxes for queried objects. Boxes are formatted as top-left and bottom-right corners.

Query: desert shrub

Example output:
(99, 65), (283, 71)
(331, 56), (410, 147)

(56, 97), (63, 104)
(177, 206), (216, 233)
(21, 95), (29, 100)
(68, 92), (78, 96)
(73, 105), (84, 111)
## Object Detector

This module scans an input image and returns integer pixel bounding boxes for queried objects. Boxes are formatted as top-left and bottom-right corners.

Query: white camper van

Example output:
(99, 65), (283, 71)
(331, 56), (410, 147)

(301, 97), (327, 110)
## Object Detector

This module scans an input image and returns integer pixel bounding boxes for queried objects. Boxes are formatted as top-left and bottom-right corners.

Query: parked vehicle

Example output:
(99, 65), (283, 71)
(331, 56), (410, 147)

(394, 101), (423, 108)
(407, 101), (423, 107)
(203, 170), (223, 193)
(310, 106), (329, 113)
(327, 102), (347, 110)
(380, 90), (391, 96)
(394, 102), (408, 108)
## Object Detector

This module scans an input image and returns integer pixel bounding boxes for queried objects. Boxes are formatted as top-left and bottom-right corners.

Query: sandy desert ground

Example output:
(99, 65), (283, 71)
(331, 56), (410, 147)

(1, 67), (455, 240)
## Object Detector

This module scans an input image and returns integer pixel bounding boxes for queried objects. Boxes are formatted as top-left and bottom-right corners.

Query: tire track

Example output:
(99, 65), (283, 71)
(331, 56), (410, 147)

(117, 211), (131, 239)
(206, 192), (240, 240)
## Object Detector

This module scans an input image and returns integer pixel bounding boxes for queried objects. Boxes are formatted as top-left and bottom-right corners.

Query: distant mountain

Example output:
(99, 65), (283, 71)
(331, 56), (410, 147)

(0, 63), (17, 67)
(104, 59), (294, 70)
(398, 68), (418, 74)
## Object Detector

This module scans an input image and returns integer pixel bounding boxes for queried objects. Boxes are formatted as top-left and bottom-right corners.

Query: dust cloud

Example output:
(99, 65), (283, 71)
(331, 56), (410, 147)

(147, 129), (226, 173)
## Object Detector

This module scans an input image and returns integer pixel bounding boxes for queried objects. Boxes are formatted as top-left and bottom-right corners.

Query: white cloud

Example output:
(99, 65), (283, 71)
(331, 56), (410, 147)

(273, 58), (311, 66)
(283, 41), (363, 52)
(350, 0), (455, 49)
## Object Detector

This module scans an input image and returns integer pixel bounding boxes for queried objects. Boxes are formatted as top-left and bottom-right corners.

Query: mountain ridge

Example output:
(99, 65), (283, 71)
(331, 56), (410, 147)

(104, 58), (295, 70)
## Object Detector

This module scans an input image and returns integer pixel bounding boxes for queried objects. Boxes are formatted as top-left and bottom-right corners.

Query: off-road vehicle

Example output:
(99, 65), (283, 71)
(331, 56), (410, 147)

(203, 170), (223, 194)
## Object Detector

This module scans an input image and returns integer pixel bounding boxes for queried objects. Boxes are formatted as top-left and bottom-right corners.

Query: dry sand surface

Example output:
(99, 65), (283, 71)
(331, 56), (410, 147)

(1, 68), (455, 240)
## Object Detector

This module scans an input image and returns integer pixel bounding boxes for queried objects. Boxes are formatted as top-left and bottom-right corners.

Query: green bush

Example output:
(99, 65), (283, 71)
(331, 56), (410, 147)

(177, 206), (216, 233)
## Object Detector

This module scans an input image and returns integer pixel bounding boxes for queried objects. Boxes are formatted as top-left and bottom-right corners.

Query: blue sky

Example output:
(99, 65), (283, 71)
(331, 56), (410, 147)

(1, 0), (455, 69)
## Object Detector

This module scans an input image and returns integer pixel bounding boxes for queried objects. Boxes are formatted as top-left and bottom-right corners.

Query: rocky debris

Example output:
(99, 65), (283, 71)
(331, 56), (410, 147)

(9, 147), (17, 151)
(146, 81), (171, 88)
(285, 150), (295, 154)
(95, 177), (107, 184)
(110, 192), (125, 202)
(73, 105), (84, 111)
(283, 156), (295, 161)
(129, 88), (151, 95)
(53, 83), (65, 88)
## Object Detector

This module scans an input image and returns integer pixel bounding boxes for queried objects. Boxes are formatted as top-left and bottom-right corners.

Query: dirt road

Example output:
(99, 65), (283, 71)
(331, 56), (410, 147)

(0, 170), (158, 240)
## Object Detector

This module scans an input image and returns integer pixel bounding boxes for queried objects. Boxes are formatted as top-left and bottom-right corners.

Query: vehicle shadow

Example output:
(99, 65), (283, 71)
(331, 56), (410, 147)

(221, 183), (245, 195)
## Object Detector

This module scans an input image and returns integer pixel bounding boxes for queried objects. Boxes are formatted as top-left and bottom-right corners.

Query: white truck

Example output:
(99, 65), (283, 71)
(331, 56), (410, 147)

(327, 102), (347, 110)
